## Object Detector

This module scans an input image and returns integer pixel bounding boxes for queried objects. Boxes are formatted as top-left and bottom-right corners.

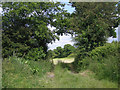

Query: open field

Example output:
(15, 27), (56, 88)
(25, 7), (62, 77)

(52, 57), (74, 65)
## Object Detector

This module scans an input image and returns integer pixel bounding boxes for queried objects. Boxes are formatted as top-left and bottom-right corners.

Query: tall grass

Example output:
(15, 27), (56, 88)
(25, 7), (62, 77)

(38, 64), (117, 88)
(2, 56), (52, 88)
(2, 50), (119, 88)
(81, 42), (119, 82)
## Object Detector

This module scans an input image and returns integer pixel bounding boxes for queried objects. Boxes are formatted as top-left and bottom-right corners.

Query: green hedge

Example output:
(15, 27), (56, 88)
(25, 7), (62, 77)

(81, 42), (119, 82)
(25, 47), (46, 61)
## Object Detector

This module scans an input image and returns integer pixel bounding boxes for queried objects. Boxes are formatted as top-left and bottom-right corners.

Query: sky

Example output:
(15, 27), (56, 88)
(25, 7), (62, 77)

(0, 8), (2, 15)
(48, 2), (119, 50)
(48, 2), (76, 50)
(0, 3), (119, 50)
(107, 27), (118, 43)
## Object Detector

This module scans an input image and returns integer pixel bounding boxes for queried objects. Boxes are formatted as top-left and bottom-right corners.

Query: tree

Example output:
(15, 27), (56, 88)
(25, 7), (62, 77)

(69, 2), (119, 72)
(55, 46), (64, 58)
(46, 50), (55, 59)
(53, 44), (75, 58)
(63, 44), (75, 57)
(2, 2), (69, 58)
(70, 2), (119, 51)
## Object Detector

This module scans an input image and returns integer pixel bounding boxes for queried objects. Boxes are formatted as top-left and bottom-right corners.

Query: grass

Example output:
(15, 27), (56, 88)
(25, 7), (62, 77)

(2, 56), (118, 88)
(0, 58), (2, 89)
(2, 57), (52, 88)
(39, 65), (118, 88)
(81, 42), (119, 82)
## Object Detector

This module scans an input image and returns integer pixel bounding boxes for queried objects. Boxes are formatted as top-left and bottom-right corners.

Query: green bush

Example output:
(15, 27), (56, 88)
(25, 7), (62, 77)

(72, 50), (89, 72)
(25, 47), (46, 61)
(81, 42), (119, 82)
(46, 50), (55, 60)
(53, 44), (76, 58)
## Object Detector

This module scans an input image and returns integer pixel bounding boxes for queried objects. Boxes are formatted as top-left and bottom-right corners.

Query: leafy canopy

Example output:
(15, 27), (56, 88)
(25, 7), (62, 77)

(2, 2), (70, 58)
(70, 2), (119, 51)
(69, 2), (119, 72)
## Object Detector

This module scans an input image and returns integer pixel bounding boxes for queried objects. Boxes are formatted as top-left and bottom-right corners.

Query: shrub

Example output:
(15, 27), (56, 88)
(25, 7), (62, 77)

(53, 44), (76, 58)
(81, 42), (119, 82)
(46, 50), (55, 60)
(72, 50), (89, 72)
(25, 47), (46, 61)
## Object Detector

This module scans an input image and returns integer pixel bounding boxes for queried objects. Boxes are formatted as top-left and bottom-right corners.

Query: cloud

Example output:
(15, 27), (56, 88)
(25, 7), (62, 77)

(107, 27), (118, 43)
(53, 0), (69, 2)
(0, 7), (2, 15)
(47, 23), (74, 50)
(48, 34), (74, 50)
(47, 24), (56, 31)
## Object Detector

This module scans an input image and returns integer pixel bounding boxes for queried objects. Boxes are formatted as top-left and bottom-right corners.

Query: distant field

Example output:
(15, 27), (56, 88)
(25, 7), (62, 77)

(52, 57), (74, 65)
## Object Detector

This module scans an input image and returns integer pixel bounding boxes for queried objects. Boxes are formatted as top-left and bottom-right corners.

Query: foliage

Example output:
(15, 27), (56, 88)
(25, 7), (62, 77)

(78, 42), (119, 82)
(25, 47), (46, 61)
(69, 2), (119, 71)
(54, 46), (64, 58)
(46, 50), (56, 60)
(2, 56), (52, 88)
(2, 2), (70, 58)
(63, 44), (76, 57)
(53, 44), (76, 58)
(2, 57), (117, 88)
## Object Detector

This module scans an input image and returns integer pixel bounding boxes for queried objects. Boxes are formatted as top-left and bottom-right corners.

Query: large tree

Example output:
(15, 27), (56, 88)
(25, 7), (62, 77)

(2, 2), (69, 58)
(70, 2), (119, 51)
(69, 2), (119, 71)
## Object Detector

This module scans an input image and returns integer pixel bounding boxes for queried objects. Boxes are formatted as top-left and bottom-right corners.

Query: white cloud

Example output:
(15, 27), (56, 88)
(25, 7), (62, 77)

(47, 24), (56, 31)
(48, 34), (74, 50)
(107, 27), (118, 43)
(0, 7), (2, 15)
(52, 0), (69, 2)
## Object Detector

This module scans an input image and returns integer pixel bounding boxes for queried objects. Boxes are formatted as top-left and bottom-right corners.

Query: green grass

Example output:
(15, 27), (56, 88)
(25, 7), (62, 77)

(39, 65), (118, 88)
(2, 56), (118, 88)
(0, 68), (1, 89)
(2, 57), (52, 88)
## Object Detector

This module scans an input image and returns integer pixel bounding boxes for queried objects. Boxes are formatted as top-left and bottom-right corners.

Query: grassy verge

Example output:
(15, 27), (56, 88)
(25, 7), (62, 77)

(35, 64), (118, 88)
(2, 56), (118, 88)
(2, 57), (52, 88)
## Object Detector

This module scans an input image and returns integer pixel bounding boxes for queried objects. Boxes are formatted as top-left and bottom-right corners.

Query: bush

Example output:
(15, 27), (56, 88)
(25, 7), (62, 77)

(25, 47), (46, 61)
(53, 44), (76, 58)
(81, 42), (119, 82)
(46, 50), (55, 60)
(72, 50), (89, 72)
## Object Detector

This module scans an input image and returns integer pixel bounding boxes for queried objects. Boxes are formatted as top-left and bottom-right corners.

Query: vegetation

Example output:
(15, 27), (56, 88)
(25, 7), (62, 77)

(52, 44), (76, 58)
(75, 42), (119, 82)
(2, 57), (118, 88)
(2, 2), (119, 88)
(69, 2), (119, 73)
(2, 2), (70, 58)
(2, 57), (52, 88)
